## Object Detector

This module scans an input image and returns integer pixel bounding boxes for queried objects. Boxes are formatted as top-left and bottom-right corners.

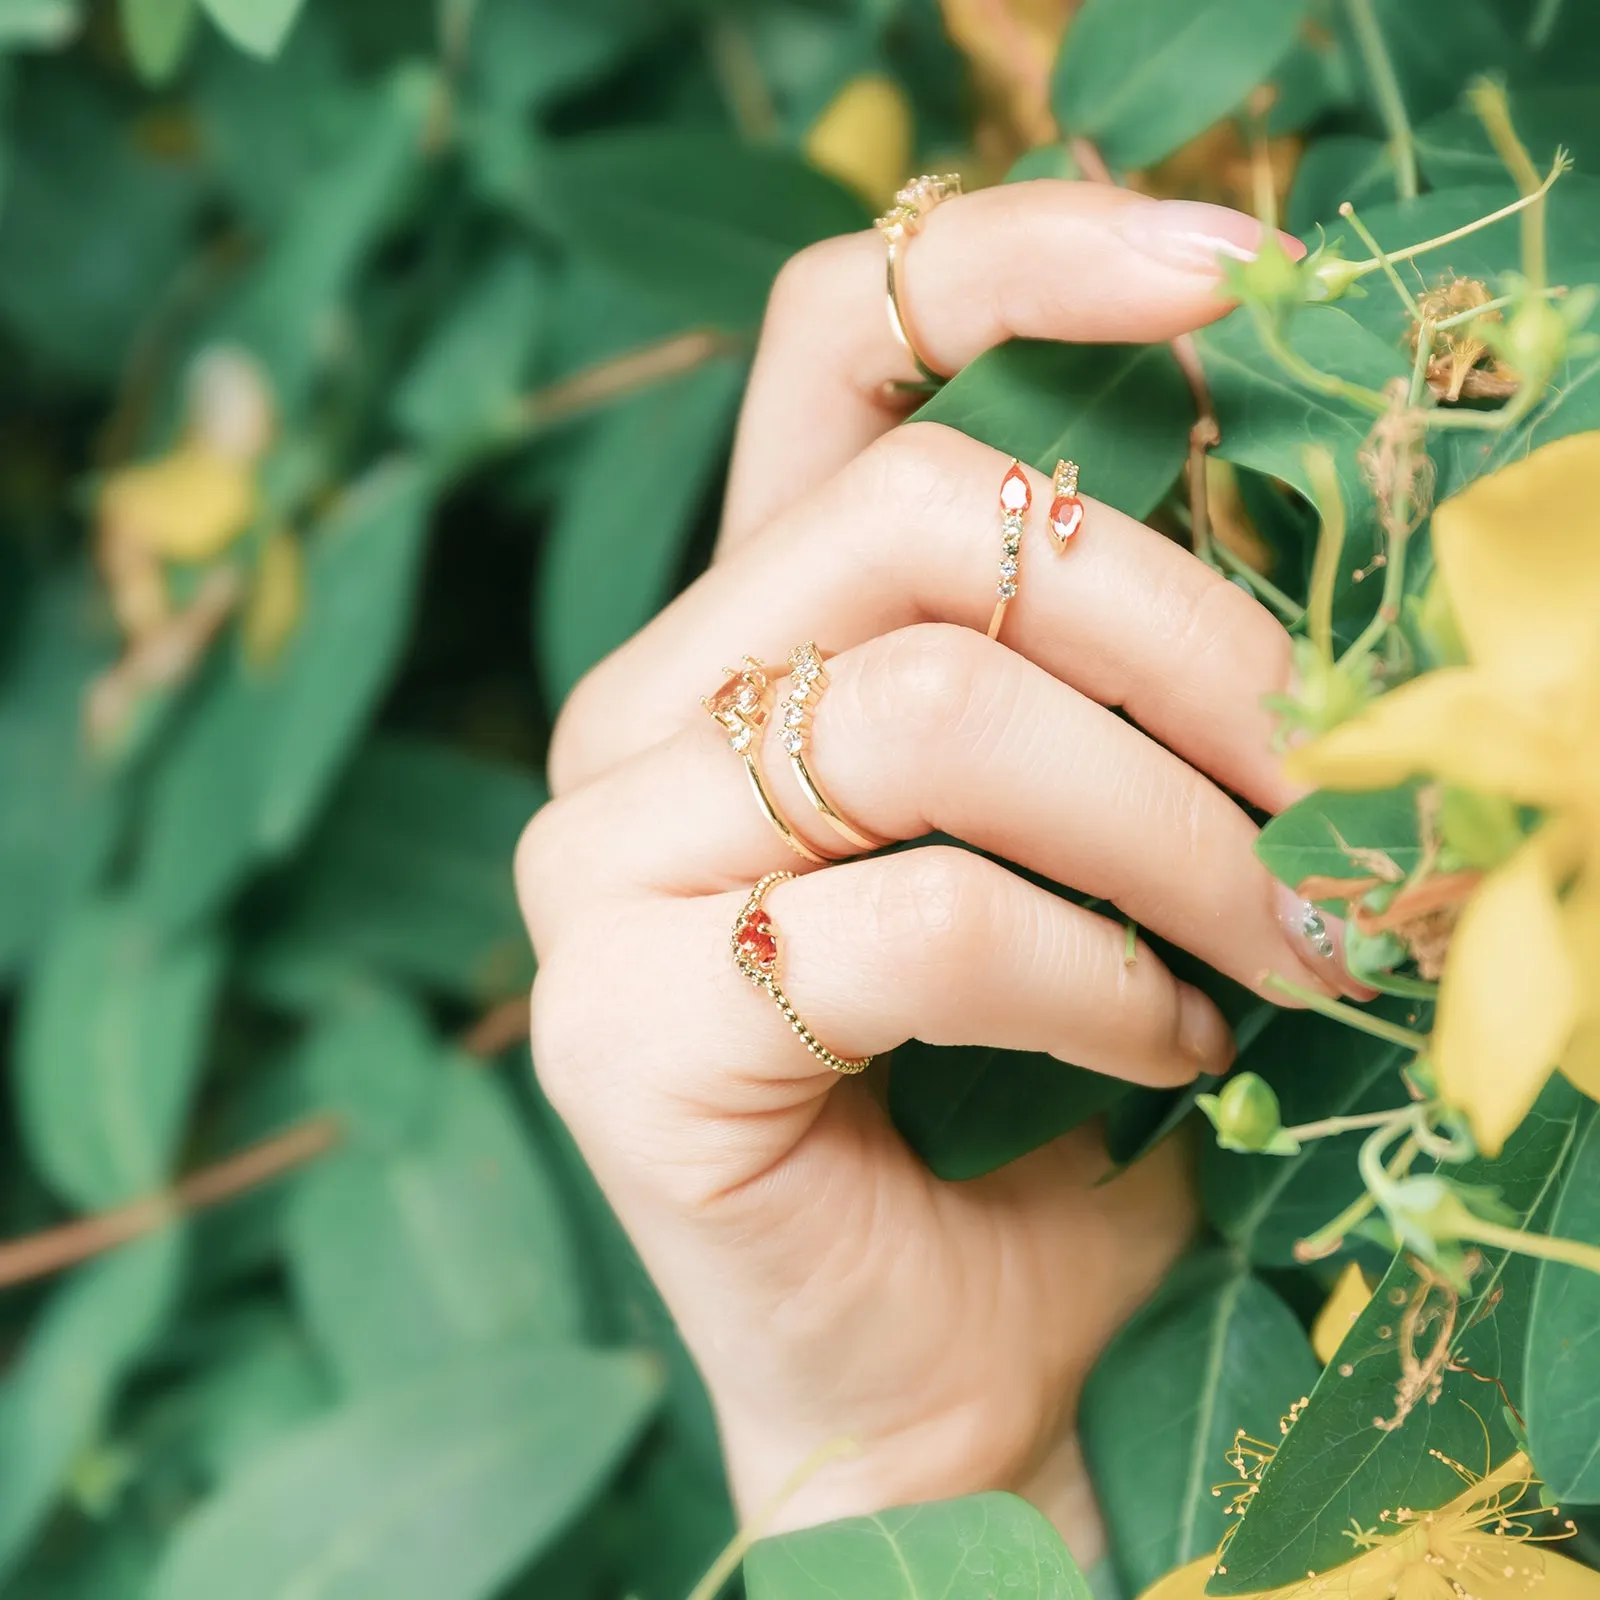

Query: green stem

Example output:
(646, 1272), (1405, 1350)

(1458, 1219), (1600, 1279)
(1295, 1186), (1380, 1261)
(1345, 0), (1418, 201)
(1415, 377), (1546, 433)
(1261, 973), (1430, 1052)
(1431, 285), (1565, 333)
(1407, 320), (1435, 408)
(1466, 79), (1549, 289)
(1340, 202), (1420, 316)
(1211, 541), (1306, 626)
(1253, 311), (1390, 416)
(1285, 1106), (1419, 1143)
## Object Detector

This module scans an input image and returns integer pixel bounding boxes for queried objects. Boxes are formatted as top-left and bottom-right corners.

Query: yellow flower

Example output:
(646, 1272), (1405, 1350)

(1311, 1262), (1372, 1366)
(1140, 1453), (1595, 1600)
(804, 75), (913, 208)
(1287, 433), (1600, 1155)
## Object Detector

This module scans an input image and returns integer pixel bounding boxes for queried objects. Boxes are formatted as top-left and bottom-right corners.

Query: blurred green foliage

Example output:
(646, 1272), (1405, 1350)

(4, 0), (1600, 1596)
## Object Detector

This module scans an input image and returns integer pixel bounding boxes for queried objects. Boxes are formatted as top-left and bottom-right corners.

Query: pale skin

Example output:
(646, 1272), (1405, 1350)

(514, 181), (1367, 1562)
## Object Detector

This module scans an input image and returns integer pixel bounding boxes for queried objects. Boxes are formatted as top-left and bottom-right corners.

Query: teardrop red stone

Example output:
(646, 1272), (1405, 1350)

(737, 914), (778, 968)
(1049, 493), (1084, 547)
(999, 463), (1032, 513)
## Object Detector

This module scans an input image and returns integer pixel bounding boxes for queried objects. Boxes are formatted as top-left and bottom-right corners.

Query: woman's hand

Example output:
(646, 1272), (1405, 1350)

(514, 181), (1352, 1560)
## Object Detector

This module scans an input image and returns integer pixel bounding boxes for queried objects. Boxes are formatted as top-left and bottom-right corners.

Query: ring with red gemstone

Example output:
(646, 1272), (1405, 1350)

(1048, 459), (1085, 552)
(986, 458), (1031, 642)
(703, 659), (829, 866)
(731, 870), (872, 1076)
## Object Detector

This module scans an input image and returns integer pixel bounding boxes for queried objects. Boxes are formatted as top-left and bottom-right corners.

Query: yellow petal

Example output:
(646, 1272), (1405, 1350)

(1135, 1553), (1214, 1600)
(1311, 1261), (1372, 1365)
(242, 529), (303, 666)
(100, 445), (257, 564)
(1435, 842), (1580, 1155)
(803, 74), (913, 208)
(1286, 668), (1570, 806)
(1532, 1548), (1600, 1600)
(1432, 432), (1600, 686)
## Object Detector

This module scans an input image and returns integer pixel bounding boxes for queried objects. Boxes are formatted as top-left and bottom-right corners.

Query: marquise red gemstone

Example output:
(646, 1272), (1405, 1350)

(737, 914), (778, 968)
(999, 463), (1032, 513)
(1049, 492), (1084, 547)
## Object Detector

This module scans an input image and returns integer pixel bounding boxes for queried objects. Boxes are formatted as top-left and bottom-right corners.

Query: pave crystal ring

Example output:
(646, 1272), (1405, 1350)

(732, 871), (872, 1075)
(780, 642), (882, 854)
(874, 172), (962, 392)
(987, 459), (1031, 641)
(702, 658), (829, 866)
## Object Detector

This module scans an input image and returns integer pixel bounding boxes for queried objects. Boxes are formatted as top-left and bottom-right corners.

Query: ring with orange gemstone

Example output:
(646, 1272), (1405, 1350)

(987, 458), (1031, 641)
(731, 871), (872, 1075)
(703, 658), (829, 866)
(874, 173), (962, 392)
(780, 642), (883, 854)
(1048, 459), (1085, 551)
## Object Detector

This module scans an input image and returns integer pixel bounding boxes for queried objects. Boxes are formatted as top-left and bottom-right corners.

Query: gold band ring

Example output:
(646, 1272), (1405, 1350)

(875, 173), (961, 392)
(780, 642), (883, 854)
(732, 871), (872, 1075)
(703, 659), (830, 866)
(987, 459), (1030, 642)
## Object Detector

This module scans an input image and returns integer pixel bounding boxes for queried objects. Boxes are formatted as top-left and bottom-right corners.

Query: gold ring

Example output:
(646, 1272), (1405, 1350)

(703, 659), (830, 866)
(987, 459), (1031, 641)
(732, 871), (872, 1075)
(874, 173), (962, 392)
(780, 643), (882, 854)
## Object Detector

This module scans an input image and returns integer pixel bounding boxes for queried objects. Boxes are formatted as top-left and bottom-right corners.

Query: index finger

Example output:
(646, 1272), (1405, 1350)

(720, 179), (1304, 548)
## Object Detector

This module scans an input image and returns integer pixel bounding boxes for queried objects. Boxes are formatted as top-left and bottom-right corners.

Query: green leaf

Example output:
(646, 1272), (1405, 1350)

(1052, 0), (1312, 170)
(136, 459), (435, 933)
(18, 896), (223, 1211)
(745, 1492), (1089, 1600)
(1255, 783), (1424, 894)
(0, 570), (120, 980)
(197, 0), (305, 57)
(213, 67), (428, 407)
(1082, 1250), (1319, 1595)
(287, 1059), (583, 1392)
(243, 734), (543, 1006)
(392, 249), (546, 448)
(535, 129), (869, 329)
(118, 0), (196, 83)
(537, 359), (744, 705)
(890, 1042), (1127, 1182)
(1525, 1101), (1600, 1501)
(1208, 1076), (1587, 1595)
(916, 340), (1192, 522)
(1286, 137), (1394, 235)
(0, 1232), (181, 1585)
(1202, 1012), (1413, 1265)
(152, 1343), (661, 1600)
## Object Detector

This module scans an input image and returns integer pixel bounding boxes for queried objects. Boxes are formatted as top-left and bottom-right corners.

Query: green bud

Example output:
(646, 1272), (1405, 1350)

(1486, 294), (1568, 383)
(1438, 785), (1525, 870)
(1306, 249), (1367, 303)
(1344, 924), (1407, 979)
(1223, 232), (1310, 309)
(1284, 637), (1375, 736)
(1196, 1072), (1300, 1156)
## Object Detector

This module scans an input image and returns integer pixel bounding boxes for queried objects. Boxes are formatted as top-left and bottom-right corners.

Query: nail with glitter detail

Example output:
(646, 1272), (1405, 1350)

(1274, 884), (1378, 1001)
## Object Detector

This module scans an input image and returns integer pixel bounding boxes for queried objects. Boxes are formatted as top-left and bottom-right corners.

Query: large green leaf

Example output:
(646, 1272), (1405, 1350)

(537, 357), (744, 705)
(287, 1050), (582, 1392)
(534, 129), (869, 329)
(136, 459), (435, 933)
(0, 570), (120, 980)
(18, 895), (223, 1210)
(243, 734), (543, 1006)
(1209, 1077), (1587, 1594)
(198, 0), (306, 58)
(1255, 784), (1425, 894)
(1053, 0), (1312, 170)
(916, 340), (1192, 521)
(0, 1232), (182, 1584)
(1082, 1250), (1319, 1595)
(152, 1344), (661, 1600)
(1525, 1102), (1600, 1501)
(745, 1493), (1089, 1600)
(890, 1042), (1128, 1181)
(1202, 1013), (1413, 1266)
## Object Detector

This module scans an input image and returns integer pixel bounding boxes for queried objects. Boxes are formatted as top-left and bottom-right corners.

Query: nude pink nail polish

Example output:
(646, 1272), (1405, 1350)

(1116, 199), (1308, 275)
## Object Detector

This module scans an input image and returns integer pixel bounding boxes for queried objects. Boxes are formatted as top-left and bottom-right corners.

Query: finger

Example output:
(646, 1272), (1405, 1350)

(528, 623), (1353, 1003)
(553, 423), (1297, 815)
(721, 180), (1304, 546)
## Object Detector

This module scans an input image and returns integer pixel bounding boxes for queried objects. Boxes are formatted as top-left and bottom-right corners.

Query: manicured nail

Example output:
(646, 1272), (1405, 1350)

(1115, 199), (1307, 275)
(1274, 883), (1379, 1001)
(1178, 985), (1236, 1071)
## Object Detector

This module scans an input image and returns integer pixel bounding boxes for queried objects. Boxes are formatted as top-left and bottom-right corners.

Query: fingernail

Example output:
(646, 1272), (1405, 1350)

(1177, 985), (1236, 1071)
(1273, 883), (1379, 1001)
(1115, 199), (1307, 275)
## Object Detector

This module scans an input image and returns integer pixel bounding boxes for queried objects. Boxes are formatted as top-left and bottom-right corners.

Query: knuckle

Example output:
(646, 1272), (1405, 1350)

(871, 845), (985, 970)
(849, 423), (966, 529)
(526, 956), (590, 1119)
(1168, 569), (1283, 683)
(767, 235), (858, 326)
(863, 622), (984, 745)
(512, 800), (574, 953)
(546, 668), (608, 798)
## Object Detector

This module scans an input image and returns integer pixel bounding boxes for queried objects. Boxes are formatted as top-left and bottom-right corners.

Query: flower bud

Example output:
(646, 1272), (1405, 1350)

(1197, 1072), (1300, 1156)
(1344, 924), (1407, 980)
(1306, 248), (1367, 303)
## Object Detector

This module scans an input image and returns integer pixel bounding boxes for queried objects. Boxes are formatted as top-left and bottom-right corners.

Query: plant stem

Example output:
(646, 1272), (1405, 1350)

(1295, 1186), (1380, 1261)
(1431, 285), (1565, 333)
(1285, 1106), (1419, 1143)
(1466, 79), (1549, 289)
(1252, 311), (1390, 415)
(1459, 1218), (1600, 1278)
(1345, 0), (1417, 201)
(1340, 203), (1420, 316)
(1261, 973), (1430, 1051)
(1212, 540), (1306, 625)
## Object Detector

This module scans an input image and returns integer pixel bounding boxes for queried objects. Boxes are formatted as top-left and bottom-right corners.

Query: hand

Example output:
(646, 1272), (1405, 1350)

(514, 181), (1351, 1562)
